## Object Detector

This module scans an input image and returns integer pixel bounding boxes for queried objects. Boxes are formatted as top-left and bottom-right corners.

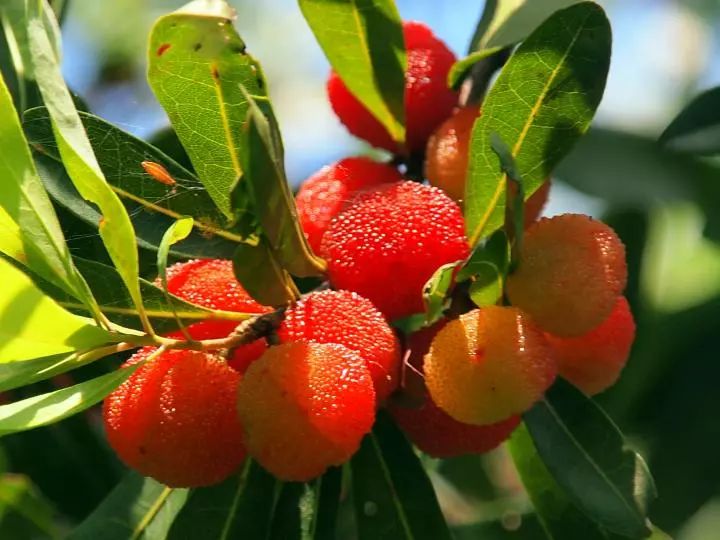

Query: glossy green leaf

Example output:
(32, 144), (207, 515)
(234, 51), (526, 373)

(469, 0), (584, 53)
(241, 93), (326, 277)
(447, 48), (503, 90)
(157, 217), (194, 337)
(524, 379), (655, 538)
(0, 473), (60, 539)
(69, 472), (189, 540)
(659, 86), (720, 155)
(147, 0), (267, 221)
(509, 423), (614, 540)
(422, 262), (461, 324)
(0, 363), (142, 436)
(465, 1), (610, 245)
(490, 132), (525, 267)
(23, 3), (149, 330)
(458, 230), (507, 307)
(167, 460), (279, 540)
(0, 72), (98, 312)
(233, 236), (300, 307)
(299, 0), (406, 143)
(0, 256), (113, 363)
(24, 107), (251, 257)
(351, 411), (451, 540)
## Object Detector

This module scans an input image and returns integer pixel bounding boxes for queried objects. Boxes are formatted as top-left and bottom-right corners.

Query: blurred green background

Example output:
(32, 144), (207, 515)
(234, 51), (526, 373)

(3, 0), (720, 538)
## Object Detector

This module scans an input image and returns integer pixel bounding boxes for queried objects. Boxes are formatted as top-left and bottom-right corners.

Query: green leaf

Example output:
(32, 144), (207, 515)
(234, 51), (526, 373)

(659, 86), (720, 155)
(0, 473), (60, 539)
(167, 460), (279, 540)
(490, 132), (525, 267)
(147, 0), (268, 221)
(457, 230), (508, 308)
(268, 482), (311, 540)
(0, 256), (113, 363)
(351, 411), (451, 540)
(299, 0), (406, 143)
(157, 217), (194, 338)
(24, 107), (251, 257)
(523, 379), (655, 538)
(0, 363), (143, 436)
(0, 72), (98, 313)
(447, 47), (504, 90)
(22, 3), (149, 330)
(469, 0), (584, 53)
(307, 467), (341, 540)
(465, 1), (610, 245)
(509, 423), (614, 540)
(241, 93), (326, 277)
(69, 472), (189, 540)
(422, 262), (461, 324)
(233, 236), (300, 307)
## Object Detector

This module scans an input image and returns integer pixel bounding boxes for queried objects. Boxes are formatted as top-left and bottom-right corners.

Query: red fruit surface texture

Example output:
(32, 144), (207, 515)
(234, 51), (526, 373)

(424, 307), (557, 425)
(322, 181), (469, 320)
(295, 157), (402, 253)
(237, 342), (375, 481)
(327, 21), (457, 153)
(277, 289), (401, 402)
(103, 347), (246, 488)
(506, 214), (627, 337)
(163, 259), (271, 372)
(390, 323), (520, 457)
(545, 296), (636, 395)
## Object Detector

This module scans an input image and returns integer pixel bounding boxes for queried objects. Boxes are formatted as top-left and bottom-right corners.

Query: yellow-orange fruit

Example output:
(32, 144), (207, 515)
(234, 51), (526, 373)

(103, 347), (245, 487)
(424, 307), (556, 425)
(545, 297), (635, 395)
(506, 214), (627, 337)
(424, 106), (479, 201)
(424, 106), (551, 224)
(237, 342), (375, 481)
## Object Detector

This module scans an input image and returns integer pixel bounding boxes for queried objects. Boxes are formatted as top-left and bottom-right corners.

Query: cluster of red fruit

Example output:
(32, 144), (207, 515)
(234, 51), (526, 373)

(102, 21), (635, 487)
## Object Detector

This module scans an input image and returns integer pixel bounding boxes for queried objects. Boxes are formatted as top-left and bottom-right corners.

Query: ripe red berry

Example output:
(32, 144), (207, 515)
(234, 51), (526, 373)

(545, 297), (635, 395)
(425, 105), (551, 223)
(277, 289), (401, 402)
(295, 157), (402, 253)
(103, 347), (245, 487)
(237, 342), (375, 481)
(389, 323), (520, 457)
(424, 307), (557, 425)
(163, 259), (271, 373)
(327, 21), (458, 153)
(322, 181), (469, 320)
(506, 214), (627, 337)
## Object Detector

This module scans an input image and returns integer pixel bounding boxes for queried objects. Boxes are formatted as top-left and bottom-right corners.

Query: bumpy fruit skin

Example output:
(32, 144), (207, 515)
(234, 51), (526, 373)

(424, 307), (556, 425)
(163, 259), (271, 373)
(327, 21), (457, 153)
(295, 157), (402, 253)
(103, 347), (245, 488)
(322, 181), (470, 320)
(237, 342), (375, 481)
(545, 296), (635, 395)
(277, 290), (401, 402)
(389, 323), (520, 457)
(506, 214), (627, 337)
(425, 106), (551, 223)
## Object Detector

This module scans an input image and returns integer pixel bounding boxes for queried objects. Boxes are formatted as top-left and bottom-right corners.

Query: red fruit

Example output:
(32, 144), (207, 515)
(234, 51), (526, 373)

(506, 214), (627, 337)
(277, 290), (401, 402)
(237, 342), (375, 481)
(390, 323), (520, 457)
(424, 307), (557, 425)
(545, 297), (636, 395)
(295, 157), (403, 253)
(327, 21), (458, 153)
(163, 259), (271, 373)
(322, 181), (469, 320)
(103, 347), (245, 487)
